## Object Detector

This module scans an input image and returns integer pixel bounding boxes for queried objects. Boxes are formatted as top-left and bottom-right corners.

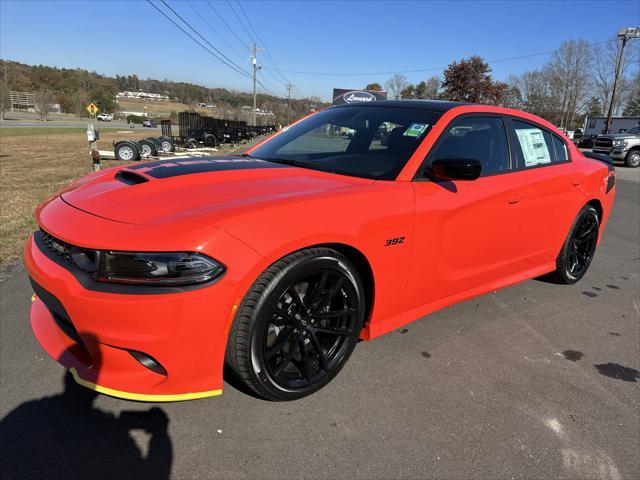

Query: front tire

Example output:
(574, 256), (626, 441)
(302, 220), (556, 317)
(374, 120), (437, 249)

(549, 204), (599, 284)
(625, 150), (640, 168)
(226, 248), (365, 401)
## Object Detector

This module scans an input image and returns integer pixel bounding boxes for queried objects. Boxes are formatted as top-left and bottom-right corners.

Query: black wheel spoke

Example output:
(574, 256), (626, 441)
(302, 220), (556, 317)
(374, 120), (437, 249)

(307, 307), (357, 319)
(310, 325), (354, 337)
(298, 339), (312, 380)
(273, 347), (296, 377)
(317, 277), (344, 310)
(273, 307), (298, 326)
(307, 331), (328, 371)
(287, 288), (306, 312)
(305, 271), (329, 308)
(265, 327), (295, 360)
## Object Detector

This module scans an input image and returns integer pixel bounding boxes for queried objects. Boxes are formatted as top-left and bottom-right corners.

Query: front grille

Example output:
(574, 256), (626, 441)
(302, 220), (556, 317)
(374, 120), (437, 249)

(39, 229), (100, 274)
(40, 229), (75, 263)
(594, 138), (613, 148)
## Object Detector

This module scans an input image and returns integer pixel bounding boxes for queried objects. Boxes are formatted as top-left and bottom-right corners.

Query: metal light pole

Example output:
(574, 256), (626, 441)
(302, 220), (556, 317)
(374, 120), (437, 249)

(286, 83), (294, 125)
(251, 43), (263, 127)
(605, 27), (640, 134)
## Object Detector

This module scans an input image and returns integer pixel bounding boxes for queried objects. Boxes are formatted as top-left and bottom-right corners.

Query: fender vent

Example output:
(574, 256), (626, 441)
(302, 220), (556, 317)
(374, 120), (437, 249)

(115, 170), (149, 185)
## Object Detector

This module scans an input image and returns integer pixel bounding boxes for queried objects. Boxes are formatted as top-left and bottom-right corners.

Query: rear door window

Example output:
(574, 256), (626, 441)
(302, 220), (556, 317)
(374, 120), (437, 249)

(511, 120), (555, 168)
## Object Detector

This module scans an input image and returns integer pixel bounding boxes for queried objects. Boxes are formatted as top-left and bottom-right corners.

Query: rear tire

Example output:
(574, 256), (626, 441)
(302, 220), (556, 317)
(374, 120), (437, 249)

(625, 150), (640, 168)
(226, 248), (365, 401)
(187, 138), (198, 149)
(549, 205), (599, 284)
(138, 139), (157, 157)
(158, 136), (175, 153)
(114, 141), (140, 161)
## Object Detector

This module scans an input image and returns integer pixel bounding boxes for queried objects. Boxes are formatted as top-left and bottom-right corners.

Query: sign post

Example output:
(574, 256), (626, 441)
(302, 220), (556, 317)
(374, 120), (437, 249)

(86, 102), (101, 171)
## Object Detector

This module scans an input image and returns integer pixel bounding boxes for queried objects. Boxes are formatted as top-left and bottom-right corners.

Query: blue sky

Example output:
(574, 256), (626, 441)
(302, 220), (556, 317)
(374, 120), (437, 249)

(1, 0), (638, 101)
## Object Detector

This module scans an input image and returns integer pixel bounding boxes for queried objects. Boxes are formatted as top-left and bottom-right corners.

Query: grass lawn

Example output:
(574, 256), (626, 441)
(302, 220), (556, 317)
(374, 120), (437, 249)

(0, 127), (240, 264)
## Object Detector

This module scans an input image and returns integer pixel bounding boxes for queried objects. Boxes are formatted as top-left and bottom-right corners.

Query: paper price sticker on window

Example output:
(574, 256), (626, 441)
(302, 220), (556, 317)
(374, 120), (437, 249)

(515, 128), (551, 167)
(403, 123), (428, 137)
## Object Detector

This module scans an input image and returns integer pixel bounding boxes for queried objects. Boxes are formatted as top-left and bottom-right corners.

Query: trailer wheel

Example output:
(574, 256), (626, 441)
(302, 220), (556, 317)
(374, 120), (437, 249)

(146, 137), (163, 150)
(114, 141), (140, 162)
(187, 138), (198, 149)
(204, 134), (217, 147)
(138, 139), (158, 158)
(158, 136), (175, 153)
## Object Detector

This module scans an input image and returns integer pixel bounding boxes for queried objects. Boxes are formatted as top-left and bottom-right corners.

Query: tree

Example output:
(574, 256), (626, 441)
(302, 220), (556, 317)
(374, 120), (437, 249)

(34, 87), (52, 121)
(440, 56), (507, 105)
(592, 38), (638, 117)
(622, 72), (640, 117)
(400, 84), (416, 99)
(0, 69), (10, 120)
(586, 96), (603, 116)
(385, 74), (408, 100)
(547, 40), (592, 128)
(364, 82), (382, 91)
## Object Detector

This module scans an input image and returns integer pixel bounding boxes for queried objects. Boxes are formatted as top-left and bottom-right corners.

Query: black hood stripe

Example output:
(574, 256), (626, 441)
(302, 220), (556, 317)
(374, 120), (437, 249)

(128, 156), (285, 179)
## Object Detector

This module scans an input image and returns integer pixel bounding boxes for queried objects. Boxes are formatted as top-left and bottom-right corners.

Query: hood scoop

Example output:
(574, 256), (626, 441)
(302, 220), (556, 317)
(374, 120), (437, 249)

(115, 169), (150, 185)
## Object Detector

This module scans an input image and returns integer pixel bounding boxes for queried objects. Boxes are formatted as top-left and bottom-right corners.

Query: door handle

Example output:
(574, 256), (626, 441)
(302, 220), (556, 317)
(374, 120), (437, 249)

(508, 195), (522, 205)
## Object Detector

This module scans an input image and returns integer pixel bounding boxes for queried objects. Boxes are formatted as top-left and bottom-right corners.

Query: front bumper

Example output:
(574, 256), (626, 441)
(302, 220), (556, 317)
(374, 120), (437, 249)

(592, 147), (627, 160)
(24, 225), (258, 401)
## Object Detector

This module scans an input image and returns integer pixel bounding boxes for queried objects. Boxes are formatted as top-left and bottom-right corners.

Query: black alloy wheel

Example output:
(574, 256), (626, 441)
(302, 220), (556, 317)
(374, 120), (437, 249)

(263, 269), (359, 390)
(550, 204), (599, 284)
(565, 209), (599, 280)
(226, 248), (365, 401)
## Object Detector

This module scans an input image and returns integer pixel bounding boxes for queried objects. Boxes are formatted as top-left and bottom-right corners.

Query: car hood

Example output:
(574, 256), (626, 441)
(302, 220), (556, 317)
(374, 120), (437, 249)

(60, 156), (372, 224)
(597, 133), (639, 140)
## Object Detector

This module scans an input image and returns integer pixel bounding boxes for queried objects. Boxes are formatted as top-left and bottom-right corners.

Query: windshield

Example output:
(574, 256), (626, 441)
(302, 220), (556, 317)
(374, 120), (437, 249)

(250, 106), (443, 179)
(626, 126), (640, 135)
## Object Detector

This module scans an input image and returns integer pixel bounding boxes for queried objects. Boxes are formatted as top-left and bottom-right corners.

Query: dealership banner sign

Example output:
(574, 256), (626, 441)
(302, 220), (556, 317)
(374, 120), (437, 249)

(332, 89), (388, 106)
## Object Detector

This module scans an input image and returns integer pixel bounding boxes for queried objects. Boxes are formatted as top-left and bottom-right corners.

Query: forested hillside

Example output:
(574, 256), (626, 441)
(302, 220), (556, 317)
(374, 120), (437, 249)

(0, 59), (326, 123)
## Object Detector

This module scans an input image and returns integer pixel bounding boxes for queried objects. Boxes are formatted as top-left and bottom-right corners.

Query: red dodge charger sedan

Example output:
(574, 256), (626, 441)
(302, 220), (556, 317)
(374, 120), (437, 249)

(25, 101), (616, 401)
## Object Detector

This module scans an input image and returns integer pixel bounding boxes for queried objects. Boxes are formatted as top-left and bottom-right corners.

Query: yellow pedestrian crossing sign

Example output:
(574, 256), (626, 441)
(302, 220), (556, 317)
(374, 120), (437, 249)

(86, 103), (99, 116)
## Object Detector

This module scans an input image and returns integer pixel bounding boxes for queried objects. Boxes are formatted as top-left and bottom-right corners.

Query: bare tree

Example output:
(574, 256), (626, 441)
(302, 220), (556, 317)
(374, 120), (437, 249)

(69, 89), (89, 117)
(592, 38), (638, 116)
(385, 74), (408, 100)
(547, 40), (592, 128)
(0, 69), (10, 120)
(35, 88), (52, 121)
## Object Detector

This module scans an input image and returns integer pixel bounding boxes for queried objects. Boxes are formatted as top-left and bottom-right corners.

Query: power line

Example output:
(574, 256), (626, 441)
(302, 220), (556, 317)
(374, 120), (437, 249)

(158, 0), (251, 77)
(266, 39), (619, 77)
(235, 1), (291, 85)
(145, 0), (251, 81)
(206, 0), (247, 47)
(185, 0), (246, 63)
(226, 0), (256, 46)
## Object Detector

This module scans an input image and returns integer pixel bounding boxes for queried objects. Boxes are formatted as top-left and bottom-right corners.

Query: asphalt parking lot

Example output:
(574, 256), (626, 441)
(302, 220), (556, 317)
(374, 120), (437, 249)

(1, 168), (638, 480)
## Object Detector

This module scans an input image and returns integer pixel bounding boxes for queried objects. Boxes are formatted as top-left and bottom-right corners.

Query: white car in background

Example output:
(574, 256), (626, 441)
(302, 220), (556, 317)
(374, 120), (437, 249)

(97, 113), (113, 121)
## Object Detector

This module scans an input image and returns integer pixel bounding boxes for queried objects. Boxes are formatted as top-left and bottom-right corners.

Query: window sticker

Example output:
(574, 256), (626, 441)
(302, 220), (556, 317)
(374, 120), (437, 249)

(403, 123), (428, 137)
(515, 128), (551, 166)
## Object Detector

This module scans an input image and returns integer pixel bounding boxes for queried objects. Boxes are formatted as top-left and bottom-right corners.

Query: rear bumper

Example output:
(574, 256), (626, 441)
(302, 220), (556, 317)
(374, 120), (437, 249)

(24, 232), (247, 401)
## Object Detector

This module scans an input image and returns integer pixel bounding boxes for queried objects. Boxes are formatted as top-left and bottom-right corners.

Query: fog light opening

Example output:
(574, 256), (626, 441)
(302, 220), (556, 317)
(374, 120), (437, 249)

(128, 350), (168, 376)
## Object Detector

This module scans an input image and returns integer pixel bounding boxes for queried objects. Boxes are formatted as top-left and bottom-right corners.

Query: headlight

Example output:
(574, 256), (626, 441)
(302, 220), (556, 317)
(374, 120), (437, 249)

(613, 139), (628, 148)
(97, 251), (224, 286)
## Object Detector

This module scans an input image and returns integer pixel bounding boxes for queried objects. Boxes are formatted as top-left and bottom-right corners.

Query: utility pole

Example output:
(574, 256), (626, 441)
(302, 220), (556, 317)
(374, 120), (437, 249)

(250, 43), (263, 127)
(286, 83), (294, 125)
(605, 27), (640, 133)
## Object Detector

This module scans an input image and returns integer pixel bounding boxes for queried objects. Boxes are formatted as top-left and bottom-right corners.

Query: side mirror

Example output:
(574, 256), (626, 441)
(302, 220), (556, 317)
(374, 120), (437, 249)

(425, 157), (482, 181)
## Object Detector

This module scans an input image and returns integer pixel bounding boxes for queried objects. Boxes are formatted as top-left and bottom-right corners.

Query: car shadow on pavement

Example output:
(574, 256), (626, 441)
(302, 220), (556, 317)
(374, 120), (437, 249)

(0, 371), (173, 480)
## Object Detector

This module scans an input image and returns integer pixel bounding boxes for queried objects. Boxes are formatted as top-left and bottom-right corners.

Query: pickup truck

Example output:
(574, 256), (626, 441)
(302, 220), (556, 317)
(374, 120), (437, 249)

(593, 125), (640, 168)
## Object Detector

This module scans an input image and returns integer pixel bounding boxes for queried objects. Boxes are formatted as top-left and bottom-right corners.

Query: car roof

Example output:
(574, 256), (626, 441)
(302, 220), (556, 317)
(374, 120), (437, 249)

(332, 99), (472, 113)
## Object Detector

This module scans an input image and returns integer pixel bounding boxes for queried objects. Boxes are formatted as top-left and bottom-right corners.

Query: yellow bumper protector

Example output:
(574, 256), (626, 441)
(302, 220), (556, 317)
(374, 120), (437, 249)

(69, 368), (222, 402)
